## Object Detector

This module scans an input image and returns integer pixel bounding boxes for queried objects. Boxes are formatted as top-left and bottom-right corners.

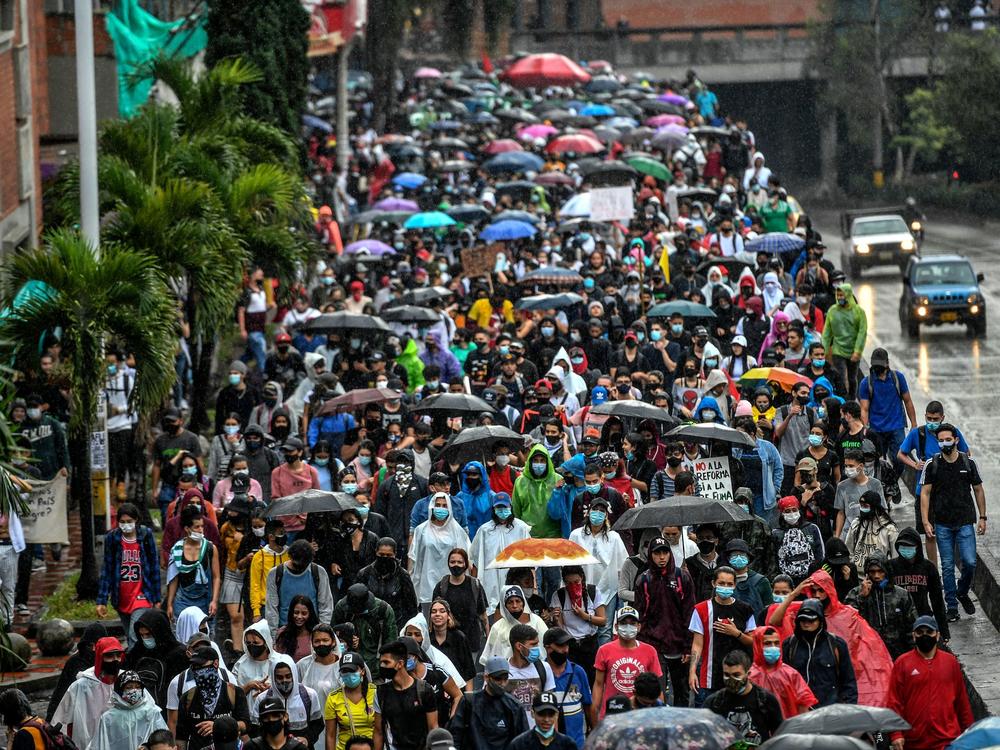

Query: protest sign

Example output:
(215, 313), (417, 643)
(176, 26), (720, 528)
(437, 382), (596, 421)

(693, 456), (734, 502)
(20, 478), (69, 545)
(591, 186), (634, 222)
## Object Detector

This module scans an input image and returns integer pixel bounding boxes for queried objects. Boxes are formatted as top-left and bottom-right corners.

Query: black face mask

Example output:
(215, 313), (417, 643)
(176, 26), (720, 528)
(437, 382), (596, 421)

(914, 634), (937, 653)
(274, 425), (291, 441)
(102, 659), (121, 677)
(465, 477), (481, 490)
(667, 456), (683, 468)
(313, 644), (334, 658)
(548, 650), (568, 666)
(273, 534), (287, 547)
(246, 438), (262, 452)
(697, 540), (716, 555)
(449, 564), (465, 577)
(246, 643), (267, 658)
(263, 397), (277, 407)
(261, 720), (285, 737)
(374, 557), (396, 576)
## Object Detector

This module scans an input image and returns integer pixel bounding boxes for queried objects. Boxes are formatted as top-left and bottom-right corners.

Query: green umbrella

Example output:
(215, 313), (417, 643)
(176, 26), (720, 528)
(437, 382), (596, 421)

(626, 154), (671, 181)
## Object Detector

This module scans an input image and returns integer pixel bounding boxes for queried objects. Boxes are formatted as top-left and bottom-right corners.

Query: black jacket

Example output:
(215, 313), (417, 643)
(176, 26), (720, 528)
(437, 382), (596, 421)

(450, 689), (529, 750)
(355, 560), (419, 625)
(782, 601), (858, 707)
(125, 608), (189, 705)
(886, 527), (950, 640)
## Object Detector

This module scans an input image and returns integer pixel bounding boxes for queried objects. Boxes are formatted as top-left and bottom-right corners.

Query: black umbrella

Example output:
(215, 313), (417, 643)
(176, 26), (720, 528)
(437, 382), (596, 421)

(441, 425), (524, 455)
(584, 706), (740, 750)
(495, 108), (538, 123)
(306, 312), (391, 334)
(590, 400), (679, 425)
(667, 422), (757, 448)
(433, 137), (470, 150)
(580, 159), (638, 187)
(675, 186), (718, 203)
(585, 76), (622, 93)
(411, 392), (495, 415)
(397, 286), (453, 306)
(447, 205), (491, 223)
(638, 99), (685, 115)
(777, 704), (910, 737)
(313, 387), (399, 416)
(760, 737), (872, 750)
(380, 305), (440, 324)
(696, 258), (753, 278)
(266, 489), (357, 518)
(612, 495), (753, 531)
(515, 292), (584, 311)
(495, 180), (537, 202)
(691, 125), (734, 139)
(348, 209), (413, 225)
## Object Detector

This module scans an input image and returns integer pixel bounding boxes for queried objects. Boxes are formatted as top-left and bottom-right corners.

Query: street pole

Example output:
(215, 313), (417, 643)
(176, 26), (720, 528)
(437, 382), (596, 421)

(336, 38), (352, 173)
(871, 0), (884, 189)
(75, 0), (100, 246)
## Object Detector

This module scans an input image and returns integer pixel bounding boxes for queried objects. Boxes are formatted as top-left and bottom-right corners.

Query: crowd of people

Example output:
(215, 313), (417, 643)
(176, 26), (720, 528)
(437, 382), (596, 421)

(0, 57), (987, 750)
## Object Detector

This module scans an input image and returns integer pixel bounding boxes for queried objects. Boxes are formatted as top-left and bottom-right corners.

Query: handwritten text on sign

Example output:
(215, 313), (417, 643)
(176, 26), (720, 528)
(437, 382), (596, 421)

(693, 456), (734, 503)
(20, 478), (69, 545)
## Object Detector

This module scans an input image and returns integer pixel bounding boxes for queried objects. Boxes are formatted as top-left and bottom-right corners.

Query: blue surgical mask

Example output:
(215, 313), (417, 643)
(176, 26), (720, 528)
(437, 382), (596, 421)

(314, 457), (330, 467)
(715, 585), (735, 599)
(926, 421), (940, 431)
(589, 510), (607, 526)
(585, 483), (602, 494)
(813, 358), (826, 368)
(356, 506), (369, 519)
(625, 451), (634, 461)
(772, 594), (786, 604)
(228, 373), (241, 386)
(426, 380), (440, 390)
(224, 425), (239, 436)
(650, 330), (662, 342)
(535, 726), (555, 739)
(604, 471), (616, 479)
(341, 482), (358, 494)
(531, 463), (548, 477)
(763, 646), (781, 665)
(495, 506), (512, 520)
(142, 636), (156, 649)
(807, 434), (823, 447)
(898, 545), (917, 560)
(583, 278), (595, 290)
(636, 332), (645, 343)
(541, 326), (555, 337)
(107, 364), (117, 376)
(729, 554), (749, 569)
(405, 656), (416, 671)
(498, 346), (510, 356)
(342, 672), (362, 688)
(432, 507), (450, 521)
(571, 356), (585, 365)
(817, 407), (826, 419)
(359, 455), (372, 467)
(182, 466), (198, 477)
(671, 323), (684, 335)
(527, 646), (541, 662)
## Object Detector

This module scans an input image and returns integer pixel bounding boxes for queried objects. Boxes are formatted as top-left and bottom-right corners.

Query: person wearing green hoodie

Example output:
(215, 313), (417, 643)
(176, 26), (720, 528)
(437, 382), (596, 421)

(395, 337), (425, 393)
(821, 283), (867, 399)
(513, 445), (570, 601)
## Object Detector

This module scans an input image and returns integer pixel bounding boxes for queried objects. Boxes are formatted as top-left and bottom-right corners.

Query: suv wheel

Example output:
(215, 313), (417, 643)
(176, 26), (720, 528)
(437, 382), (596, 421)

(848, 257), (862, 279)
(974, 317), (987, 338)
(906, 316), (920, 339)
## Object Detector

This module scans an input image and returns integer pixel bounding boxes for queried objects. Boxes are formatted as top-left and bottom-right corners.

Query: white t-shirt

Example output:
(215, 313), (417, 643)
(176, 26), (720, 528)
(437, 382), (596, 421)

(505, 660), (555, 728)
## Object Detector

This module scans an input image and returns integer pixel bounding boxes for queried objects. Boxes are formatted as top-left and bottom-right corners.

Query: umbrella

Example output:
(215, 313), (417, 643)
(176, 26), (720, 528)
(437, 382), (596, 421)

(645, 113), (687, 128)
(580, 103), (615, 117)
(404, 211), (456, 229)
(501, 53), (591, 88)
(696, 258), (753, 278)
(625, 155), (671, 182)
(606, 116), (639, 129)
(580, 160), (638, 186)
(746, 232), (807, 255)
(667, 422), (757, 448)
(483, 151), (545, 174)
(313, 387), (401, 416)
(494, 107), (539, 123)
(691, 125), (734, 138)
(777, 704), (910, 737)
(414, 66), (442, 79)
(266, 489), (357, 518)
(389, 143), (424, 159)
(518, 267), (584, 287)
(343, 239), (395, 256)
(380, 305), (440, 324)
(647, 300), (716, 318)
(622, 126), (656, 145)
(306, 312), (391, 334)
(658, 91), (692, 107)
(488, 538), (599, 569)
(441, 425), (524, 454)
(675, 186), (718, 203)
(467, 111), (499, 125)
(651, 125), (690, 151)
(372, 198), (419, 212)
(740, 367), (813, 392)
(441, 80), (473, 96)
(584, 706), (740, 750)
(592, 126), (623, 144)
(429, 119), (462, 131)
(482, 138), (524, 154)
(480, 220), (537, 242)
(951, 718), (1000, 750)
(495, 180), (539, 202)
(397, 286), (453, 305)
(559, 192), (591, 218)
(439, 159), (474, 173)
(585, 76), (621, 94)
(412, 392), (495, 415)
(391, 172), (427, 190)
(534, 171), (575, 186)
(613, 495), (754, 531)
(760, 737), (872, 750)
(590, 400), (680, 425)
(515, 292), (584, 311)
(494, 210), (540, 225)
(518, 124), (559, 140)
(432, 137), (470, 150)
(302, 113), (333, 133)
(546, 133), (604, 154)
(348, 209), (412, 225)
(447, 205), (491, 223)
(638, 99), (685, 115)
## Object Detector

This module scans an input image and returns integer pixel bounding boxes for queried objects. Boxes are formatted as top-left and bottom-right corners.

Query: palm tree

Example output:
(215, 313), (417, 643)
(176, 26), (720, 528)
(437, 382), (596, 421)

(0, 231), (178, 598)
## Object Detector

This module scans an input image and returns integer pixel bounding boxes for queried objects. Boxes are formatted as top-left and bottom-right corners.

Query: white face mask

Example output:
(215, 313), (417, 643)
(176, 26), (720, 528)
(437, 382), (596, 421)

(188, 531), (205, 542)
(252, 527), (266, 538)
(782, 512), (800, 525)
(119, 522), (136, 535)
(618, 624), (638, 641)
(845, 466), (859, 479)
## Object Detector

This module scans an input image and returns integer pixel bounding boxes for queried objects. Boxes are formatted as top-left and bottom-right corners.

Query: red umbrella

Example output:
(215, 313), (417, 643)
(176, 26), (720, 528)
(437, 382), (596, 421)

(482, 138), (524, 155)
(546, 133), (604, 154)
(501, 53), (591, 88)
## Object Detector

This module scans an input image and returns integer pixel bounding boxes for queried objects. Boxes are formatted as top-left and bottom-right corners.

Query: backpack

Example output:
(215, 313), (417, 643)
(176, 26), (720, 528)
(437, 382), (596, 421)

(20, 718), (78, 750)
(777, 526), (816, 579)
(274, 562), (322, 601)
(557, 584), (597, 615)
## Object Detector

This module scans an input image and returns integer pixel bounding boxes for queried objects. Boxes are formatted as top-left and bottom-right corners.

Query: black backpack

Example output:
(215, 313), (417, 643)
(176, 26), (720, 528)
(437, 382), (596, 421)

(20, 718), (79, 750)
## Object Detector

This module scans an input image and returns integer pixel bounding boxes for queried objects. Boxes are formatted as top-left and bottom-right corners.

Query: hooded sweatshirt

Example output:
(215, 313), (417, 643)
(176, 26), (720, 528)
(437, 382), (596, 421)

(886, 527), (950, 641)
(749, 626), (817, 718)
(399, 614), (465, 688)
(759, 310), (790, 359)
(844, 551), (916, 658)
(233, 620), (279, 691)
(420, 330), (462, 383)
(808, 375), (843, 407)
(821, 283), (867, 358)
(251, 654), (322, 732)
(125, 608), (188, 703)
(512, 445), (562, 539)
(454, 461), (497, 540)
(479, 585), (549, 666)
(634, 551), (696, 657)
(90, 677), (166, 750)
(693, 394), (726, 425)
(780, 600), (856, 707)
(53, 636), (124, 750)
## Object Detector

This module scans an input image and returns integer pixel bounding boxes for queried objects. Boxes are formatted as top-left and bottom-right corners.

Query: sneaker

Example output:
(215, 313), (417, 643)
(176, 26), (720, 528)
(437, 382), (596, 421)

(959, 594), (976, 615)
(947, 609), (960, 622)
(14, 604), (29, 616)
(31, 558), (47, 572)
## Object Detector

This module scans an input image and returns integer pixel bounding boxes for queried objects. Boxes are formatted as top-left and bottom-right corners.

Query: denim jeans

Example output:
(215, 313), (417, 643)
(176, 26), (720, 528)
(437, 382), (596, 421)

(935, 523), (976, 611)
(244, 331), (267, 369)
(158, 484), (176, 527)
(870, 427), (906, 477)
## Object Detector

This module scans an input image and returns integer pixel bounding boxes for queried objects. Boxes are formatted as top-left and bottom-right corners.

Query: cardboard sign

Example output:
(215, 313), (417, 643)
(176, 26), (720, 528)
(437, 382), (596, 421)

(590, 186), (635, 222)
(20, 477), (70, 545)
(460, 244), (503, 278)
(693, 455), (734, 503)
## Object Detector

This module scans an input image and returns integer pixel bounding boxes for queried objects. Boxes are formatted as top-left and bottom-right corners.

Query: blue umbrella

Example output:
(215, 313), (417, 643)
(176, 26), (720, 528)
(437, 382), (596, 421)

(480, 220), (537, 242)
(746, 232), (806, 255)
(580, 103), (615, 117)
(647, 300), (717, 318)
(430, 120), (462, 131)
(950, 717), (1000, 750)
(493, 210), (540, 225)
(483, 151), (545, 175)
(404, 211), (456, 230)
(302, 114), (333, 133)
(392, 172), (427, 190)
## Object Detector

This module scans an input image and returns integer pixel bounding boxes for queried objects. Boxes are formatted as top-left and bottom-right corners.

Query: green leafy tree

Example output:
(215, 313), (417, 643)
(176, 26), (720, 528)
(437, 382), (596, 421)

(367, 0), (420, 131)
(204, 0), (310, 135)
(0, 231), (177, 598)
(892, 87), (957, 178)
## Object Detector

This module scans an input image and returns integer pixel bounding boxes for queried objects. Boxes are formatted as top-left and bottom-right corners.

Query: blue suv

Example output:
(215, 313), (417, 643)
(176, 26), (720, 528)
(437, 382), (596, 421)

(899, 255), (986, 338)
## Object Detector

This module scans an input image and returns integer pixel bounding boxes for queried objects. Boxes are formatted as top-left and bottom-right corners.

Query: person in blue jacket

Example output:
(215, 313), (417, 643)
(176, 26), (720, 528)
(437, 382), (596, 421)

(808, 375), (843, 408)
(409, 470), (468, 536)
(453, 461), (497, 540)
(306, 407), (356, 455)
(693, 395), (727, 424)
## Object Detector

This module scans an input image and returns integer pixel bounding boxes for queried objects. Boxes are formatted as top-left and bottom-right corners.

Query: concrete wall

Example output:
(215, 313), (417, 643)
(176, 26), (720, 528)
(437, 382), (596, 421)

(599, 0), (822, 29)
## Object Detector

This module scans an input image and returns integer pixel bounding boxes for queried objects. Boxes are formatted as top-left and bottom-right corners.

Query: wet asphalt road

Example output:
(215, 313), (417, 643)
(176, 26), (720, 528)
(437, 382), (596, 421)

(813, 208), (1000, 542)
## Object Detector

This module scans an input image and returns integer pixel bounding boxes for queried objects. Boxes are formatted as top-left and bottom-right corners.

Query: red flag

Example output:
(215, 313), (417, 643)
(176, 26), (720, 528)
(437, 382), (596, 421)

(481, 51), (494, 75)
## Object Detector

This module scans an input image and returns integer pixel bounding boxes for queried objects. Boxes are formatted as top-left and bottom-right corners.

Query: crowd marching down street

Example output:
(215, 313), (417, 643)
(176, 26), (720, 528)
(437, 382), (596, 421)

(1, 52), (989, 750)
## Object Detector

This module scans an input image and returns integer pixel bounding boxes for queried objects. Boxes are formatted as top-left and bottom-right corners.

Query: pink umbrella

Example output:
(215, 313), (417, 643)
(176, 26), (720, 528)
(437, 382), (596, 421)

(658, 91), (692, 107)
(373, 197), (419, 212)
(482, 139), (524, 154)
(646, 114), (687, 128)
(546, 133), (604, 154)
(414, 67), (442, 79)
(518, 124), (559, 140)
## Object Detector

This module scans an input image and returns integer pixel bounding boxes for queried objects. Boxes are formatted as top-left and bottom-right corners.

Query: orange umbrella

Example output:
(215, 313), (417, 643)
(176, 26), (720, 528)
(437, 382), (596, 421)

(739, 367), (813, 392)
(488, 538), (599, 569)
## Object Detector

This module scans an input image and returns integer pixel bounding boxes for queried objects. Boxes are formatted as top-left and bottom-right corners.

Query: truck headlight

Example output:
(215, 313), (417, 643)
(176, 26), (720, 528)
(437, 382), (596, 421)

(911, 221), (921, 231)
(971, 304), (981, 315)
(856, 243), (870, 254)
(917, 305), (928, 317)
(901, 239), (915, 251)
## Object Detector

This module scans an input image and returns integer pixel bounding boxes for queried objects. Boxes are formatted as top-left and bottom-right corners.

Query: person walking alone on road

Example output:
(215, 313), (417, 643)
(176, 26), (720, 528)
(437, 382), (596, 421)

(821, 284), (867, 399)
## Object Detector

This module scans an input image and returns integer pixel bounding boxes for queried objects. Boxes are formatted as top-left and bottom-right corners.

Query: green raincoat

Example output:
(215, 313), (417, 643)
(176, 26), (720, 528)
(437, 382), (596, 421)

(822, 283), (868, 358)
(396, 338), (425, 393)
(512, 444), (561, 539)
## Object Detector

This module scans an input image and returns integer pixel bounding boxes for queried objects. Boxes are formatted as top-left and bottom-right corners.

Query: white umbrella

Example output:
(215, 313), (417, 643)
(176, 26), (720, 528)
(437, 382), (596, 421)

(559, 192), (591, 218)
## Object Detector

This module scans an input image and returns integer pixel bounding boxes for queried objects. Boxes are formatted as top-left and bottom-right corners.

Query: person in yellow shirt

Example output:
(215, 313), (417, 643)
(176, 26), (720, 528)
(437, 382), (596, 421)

(468, 289), (514, 332)
(324, 652), (376, 750)
(752, 386), (777, 425)
(248, 519), (288, 621)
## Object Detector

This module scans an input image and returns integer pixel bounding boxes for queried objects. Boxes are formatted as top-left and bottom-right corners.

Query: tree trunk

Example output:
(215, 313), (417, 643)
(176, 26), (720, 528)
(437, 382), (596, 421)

(904, 143), (919, 180)
(72, 426), (99, 599)
(189, 335), (216, 432)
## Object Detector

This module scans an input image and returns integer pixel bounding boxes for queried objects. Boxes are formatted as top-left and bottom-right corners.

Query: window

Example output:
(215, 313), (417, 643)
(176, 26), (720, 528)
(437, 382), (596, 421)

(0, 0), (14, 46)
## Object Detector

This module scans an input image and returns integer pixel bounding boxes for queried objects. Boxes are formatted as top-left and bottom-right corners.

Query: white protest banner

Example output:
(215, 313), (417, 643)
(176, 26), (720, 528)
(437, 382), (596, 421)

(590, 186), (634, 222)
(693, 455), (734, 502)
(20, 478), (70, 544)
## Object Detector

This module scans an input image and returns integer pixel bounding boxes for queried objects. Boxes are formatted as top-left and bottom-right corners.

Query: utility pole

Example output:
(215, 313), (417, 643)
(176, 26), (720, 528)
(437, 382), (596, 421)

(75, 0), (100, 246)
(336, 37), (352, 173)
(871, 0), (884, 189)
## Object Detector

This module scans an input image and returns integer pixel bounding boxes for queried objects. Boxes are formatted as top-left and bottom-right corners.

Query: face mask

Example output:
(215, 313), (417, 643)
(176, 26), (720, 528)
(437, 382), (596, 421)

(649, 329), (663, 342)
(940, 440), (956, 453)
(898, 545), (917, 560)
(285, 452), (301, 464)
(700, 410), (716, 422)
(817, 407), (827, 419)
(526, 646), (542, 662)
(484, 679), (506, 696)
(876, 578), (889, 589)
(228, 374), (241, 386)
(493, 454), (511, 469)
(845, 467), (859, 479)
(807, 434), (824, 447)
(715, 585), (735, 599)
(724, 675), (748, 693)
(275, 678), (293, 694)
(859, 505), (872, 517)
(495, 506), (512, 520)
(813, 358), (826, 368)
(585, 483), (602, 495)
(729, 554), (749, 569)
(540, 326), (555, 338)
(261, 720), (284, 737)
(188, 531), (205, 542)
(535, 725), (556, 740)
(604, 470), (616, 480)
(531, 462), (547, 477)
(252, 526), (265, 538)
(915, 634), (937, 653)
(141, 636), (156, 649)
(274, 534), (287, 547)
(424, 378), (440, 390)
(355, 506), (370, 520)
(465, 476), (481, 490)
(697, 540), (715, 555)
(350, 338), (362, 349)
(246, 439), (261, 452)
(378, 665), (398, 680)
(624, 451), (635, 461)
(359, 455), (372, 467)
(404, 656), (417, 672)
(102, 660), (122, 678)
(374, 557), (396, 575)
(783, 512), (800, 525)
(107, 364), (118, 376)
(342, 522), (361, 535)
(121, 688), (143, 706)
(837, 297), (848, 306)
(222, 424), (240, 437)
(182, 466), (198, 478)
(432, 507), (450, 521)
(704, 358), (718, 369)
(589, 510), (607, 526)
(342, 672), (362, 688)
(246, 643), (267, 658)
(341, 482), (358, 494)
(548, 649), (568, 667)
(119, 522), (136, 535)
(322, 276), (334, 286)
(762, 646), (781, 665)
(772, 594), (786, 604)
(618, 624), (638, 640)
(671, 324), (684, 335)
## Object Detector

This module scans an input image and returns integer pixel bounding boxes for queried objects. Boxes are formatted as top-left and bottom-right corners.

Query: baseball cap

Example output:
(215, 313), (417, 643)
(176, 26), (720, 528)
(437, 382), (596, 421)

(694, 325), (709, 337)
(429, 471), (450, 486)
(870, 347), (889, 367)
(532, 691), (560, 713)
(591, 386), (608, 405)
(796, 456), (818, 472)
(734, 486), (753, 503)
(258, 696), (286, 717)
(275, 332), (292, 344)
(725, 538), (750, 555)
(282, 436), (305, 452)
(777, 496), (800, 512)
(543, 627), (574, 646)
(913, 615), (939, 632)
(796, 600), (822, 620)
(339, 652), (364, 672)
(616, 605), (639, 623)
(425, 728), (456, 750)
(485, 656), (510, 677)
(732, 334), (748, 347)
(605, 695), (632, 714)
(189, 645), (217, 666)
(648, 536), (671, 554)
(492, 492), (512, 507)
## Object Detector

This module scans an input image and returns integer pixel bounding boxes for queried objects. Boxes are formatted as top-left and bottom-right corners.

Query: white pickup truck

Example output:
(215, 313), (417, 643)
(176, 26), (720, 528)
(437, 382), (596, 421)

(840, 209), (918, 278)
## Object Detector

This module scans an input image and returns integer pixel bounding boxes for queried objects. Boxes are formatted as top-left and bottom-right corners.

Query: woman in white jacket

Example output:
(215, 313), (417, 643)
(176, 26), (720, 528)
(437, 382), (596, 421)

(90, 670), (166, 750)
(408, 492), (470, 606)
(469, 495), (532, 618)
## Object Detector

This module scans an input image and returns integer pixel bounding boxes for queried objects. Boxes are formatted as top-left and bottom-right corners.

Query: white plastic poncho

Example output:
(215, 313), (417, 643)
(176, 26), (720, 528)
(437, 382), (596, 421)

(408, 494), (471, 603)
(90, 689), (166, 750)
(233, 619), (280, 694)
(52, 668), (113, 750)
(469, 515), (532, 617)
(398, 613), (464, 688)
(251, 654), (322, 731)
(568, 525), (630, 603)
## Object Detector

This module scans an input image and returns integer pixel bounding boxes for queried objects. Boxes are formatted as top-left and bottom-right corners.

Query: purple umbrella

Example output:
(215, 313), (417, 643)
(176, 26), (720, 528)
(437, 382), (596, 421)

(658, 92), (692, 107)
(372, 197), (419, 212)
(344, 240), (395, 256)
